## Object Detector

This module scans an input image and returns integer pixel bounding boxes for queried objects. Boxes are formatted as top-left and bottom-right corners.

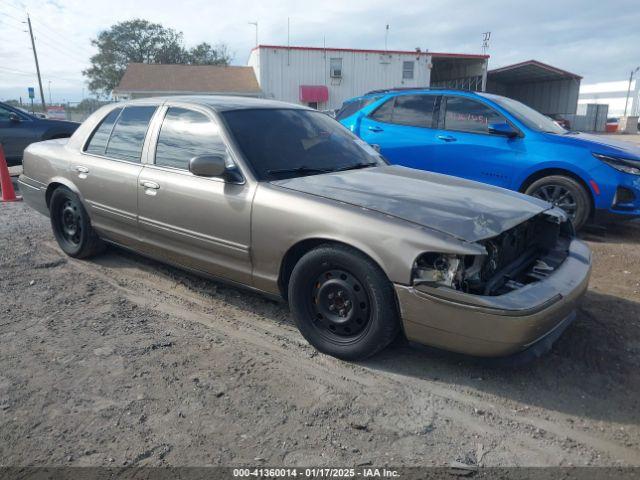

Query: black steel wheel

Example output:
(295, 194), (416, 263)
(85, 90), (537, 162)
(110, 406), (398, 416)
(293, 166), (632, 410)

(288, 244), (400, 360)
(525, 175), (591, 230)
(50, 187), (104, 258)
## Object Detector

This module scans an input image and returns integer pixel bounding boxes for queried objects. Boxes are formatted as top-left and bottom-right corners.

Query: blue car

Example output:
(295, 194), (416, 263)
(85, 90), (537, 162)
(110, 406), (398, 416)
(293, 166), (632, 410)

(337, 89), (640, 230)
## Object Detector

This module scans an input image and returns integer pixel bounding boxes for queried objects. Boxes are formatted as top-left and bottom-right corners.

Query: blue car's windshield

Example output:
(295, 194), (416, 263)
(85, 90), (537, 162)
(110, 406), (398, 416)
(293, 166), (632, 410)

(479, 93), (567, 135)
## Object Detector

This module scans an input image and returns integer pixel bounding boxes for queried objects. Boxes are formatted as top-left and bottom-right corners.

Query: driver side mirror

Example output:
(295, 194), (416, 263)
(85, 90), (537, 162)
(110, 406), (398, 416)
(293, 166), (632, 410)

(488, 122), (518, 138)
(189, 154), (242, 183)
(9, 113), (21, 123)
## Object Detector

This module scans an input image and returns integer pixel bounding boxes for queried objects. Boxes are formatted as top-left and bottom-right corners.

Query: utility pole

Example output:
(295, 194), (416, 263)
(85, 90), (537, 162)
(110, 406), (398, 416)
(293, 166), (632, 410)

(48, 81), (52, 104)
(26, 14), (46, 112)
(623, 66), (639, 117)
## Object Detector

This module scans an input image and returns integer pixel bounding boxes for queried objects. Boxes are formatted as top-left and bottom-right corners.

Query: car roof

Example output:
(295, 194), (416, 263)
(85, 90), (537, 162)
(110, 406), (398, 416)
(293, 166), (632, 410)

(123, 95), (311, 112)
(345, 88), (483, 104)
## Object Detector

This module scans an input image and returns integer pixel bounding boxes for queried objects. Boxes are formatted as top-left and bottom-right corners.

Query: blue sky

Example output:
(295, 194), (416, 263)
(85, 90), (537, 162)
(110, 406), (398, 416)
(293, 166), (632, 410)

(1, 0), (638, 103)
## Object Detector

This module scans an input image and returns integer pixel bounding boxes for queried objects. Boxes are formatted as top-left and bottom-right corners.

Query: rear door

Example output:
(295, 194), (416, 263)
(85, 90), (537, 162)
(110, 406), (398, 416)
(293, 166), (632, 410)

(358, 94), (443, 171)
(136, 105), (253, 285)
(428, 95), (522, 188)
(73, 104), (157, 247)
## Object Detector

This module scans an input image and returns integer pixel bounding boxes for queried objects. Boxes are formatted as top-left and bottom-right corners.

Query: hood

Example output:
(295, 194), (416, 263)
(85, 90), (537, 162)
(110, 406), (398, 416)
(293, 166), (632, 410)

(272, 165), (552, 243)
(549, 132), (640, 159)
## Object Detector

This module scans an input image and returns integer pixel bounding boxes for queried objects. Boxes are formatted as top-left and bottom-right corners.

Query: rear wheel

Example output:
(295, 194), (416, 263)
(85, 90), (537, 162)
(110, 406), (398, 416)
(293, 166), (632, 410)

(525, 175), (591, 230)
(49, 187), (104, 258)
(288, 244), (400, 360)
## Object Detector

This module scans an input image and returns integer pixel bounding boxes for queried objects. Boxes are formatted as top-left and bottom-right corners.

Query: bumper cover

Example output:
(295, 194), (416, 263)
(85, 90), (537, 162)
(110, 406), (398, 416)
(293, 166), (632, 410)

(395, 239), (592, 357)
(17, 175), (49, 216)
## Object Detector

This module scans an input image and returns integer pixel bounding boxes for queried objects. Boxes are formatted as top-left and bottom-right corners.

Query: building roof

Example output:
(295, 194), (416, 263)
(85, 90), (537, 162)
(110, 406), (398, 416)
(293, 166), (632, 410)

(252, 44), (489, 60)
(488, 60), (582, 83)
(114, 63), (262, 94)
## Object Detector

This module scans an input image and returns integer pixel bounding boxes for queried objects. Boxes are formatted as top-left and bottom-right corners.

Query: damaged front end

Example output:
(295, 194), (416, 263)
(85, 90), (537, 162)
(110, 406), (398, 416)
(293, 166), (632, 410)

(412, 211), (574, 297)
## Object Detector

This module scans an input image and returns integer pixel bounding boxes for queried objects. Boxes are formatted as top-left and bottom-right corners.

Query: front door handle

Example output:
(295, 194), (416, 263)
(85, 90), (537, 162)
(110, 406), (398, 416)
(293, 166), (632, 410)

(368, 126), (384, 133)
(139, 180), (160, 189)
(437, 135), (457, 142)
(140, 179), (160, 196)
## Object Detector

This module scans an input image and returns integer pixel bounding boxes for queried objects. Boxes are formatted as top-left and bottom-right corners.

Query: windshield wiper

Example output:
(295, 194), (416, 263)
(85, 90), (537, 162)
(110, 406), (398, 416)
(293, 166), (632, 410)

(267, 166), (333, 176)
(333, 162), (379, 172)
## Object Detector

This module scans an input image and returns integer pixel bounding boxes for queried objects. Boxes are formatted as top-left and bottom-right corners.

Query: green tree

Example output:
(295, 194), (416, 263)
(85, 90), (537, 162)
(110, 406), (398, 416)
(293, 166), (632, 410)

(83, 19), (231, 95)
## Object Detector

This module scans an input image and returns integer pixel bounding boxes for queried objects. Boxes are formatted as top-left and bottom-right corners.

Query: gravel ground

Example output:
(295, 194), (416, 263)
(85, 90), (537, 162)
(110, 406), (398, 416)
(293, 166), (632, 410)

(1, 200), (639, 468)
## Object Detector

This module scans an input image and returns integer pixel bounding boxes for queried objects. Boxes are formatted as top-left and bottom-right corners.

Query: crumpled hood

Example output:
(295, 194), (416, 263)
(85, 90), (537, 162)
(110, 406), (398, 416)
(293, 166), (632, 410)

(272, 165), (553, 242)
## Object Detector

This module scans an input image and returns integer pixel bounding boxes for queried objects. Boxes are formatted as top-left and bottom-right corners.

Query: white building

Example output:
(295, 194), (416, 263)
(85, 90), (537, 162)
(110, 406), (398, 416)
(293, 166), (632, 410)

(579, 79), (639, 118)
(248, 45), (489, 110)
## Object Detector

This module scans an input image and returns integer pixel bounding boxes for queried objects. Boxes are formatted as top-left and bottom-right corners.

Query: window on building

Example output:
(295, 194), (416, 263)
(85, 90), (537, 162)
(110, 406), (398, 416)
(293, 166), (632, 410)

(155, 107), (226, 170)
(330, 58), (343, 78)
(84, 108), (122, 155)
(443, 97), (505, 134)
(104, 106), (157, 161)
(402, 61), (414, 80)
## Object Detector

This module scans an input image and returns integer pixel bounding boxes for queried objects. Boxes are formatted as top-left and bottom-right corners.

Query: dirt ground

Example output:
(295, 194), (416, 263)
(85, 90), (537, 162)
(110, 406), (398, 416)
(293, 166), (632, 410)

(1, 199), (640, 468)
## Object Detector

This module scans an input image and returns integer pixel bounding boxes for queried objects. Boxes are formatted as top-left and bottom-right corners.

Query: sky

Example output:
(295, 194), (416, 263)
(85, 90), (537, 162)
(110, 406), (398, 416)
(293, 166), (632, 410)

(0, 0), (638, 103)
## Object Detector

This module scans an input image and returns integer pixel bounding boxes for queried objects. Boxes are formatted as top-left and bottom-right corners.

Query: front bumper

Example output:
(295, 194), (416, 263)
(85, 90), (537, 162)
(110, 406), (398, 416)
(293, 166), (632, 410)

(395, 239), (591, 357)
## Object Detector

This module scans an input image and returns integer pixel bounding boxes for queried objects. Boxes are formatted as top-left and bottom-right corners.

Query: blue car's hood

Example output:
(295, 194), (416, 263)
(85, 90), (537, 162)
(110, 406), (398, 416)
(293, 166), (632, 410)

(548, 132), (640, 159)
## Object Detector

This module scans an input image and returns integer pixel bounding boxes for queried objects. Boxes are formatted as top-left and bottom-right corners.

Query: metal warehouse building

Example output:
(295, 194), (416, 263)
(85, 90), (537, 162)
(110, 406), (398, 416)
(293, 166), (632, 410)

(248, 45), (489, 110)
(486, 60), (582, 116)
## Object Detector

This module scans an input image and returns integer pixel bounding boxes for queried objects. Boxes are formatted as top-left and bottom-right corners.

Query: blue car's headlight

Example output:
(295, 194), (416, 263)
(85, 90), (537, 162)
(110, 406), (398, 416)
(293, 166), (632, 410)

(593, 153), (640, 175)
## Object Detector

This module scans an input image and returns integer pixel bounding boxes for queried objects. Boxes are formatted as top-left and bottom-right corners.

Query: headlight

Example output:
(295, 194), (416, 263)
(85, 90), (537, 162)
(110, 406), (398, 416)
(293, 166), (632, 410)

(412, 253), (464, 288)
(593, 153), (640, 175)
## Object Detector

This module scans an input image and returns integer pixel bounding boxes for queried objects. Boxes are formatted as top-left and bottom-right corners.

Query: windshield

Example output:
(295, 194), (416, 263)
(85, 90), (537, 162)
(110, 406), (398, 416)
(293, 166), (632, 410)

(479, 93), (567, 134)
(335, 96), (380, 121)
(222, 109), (386, 181)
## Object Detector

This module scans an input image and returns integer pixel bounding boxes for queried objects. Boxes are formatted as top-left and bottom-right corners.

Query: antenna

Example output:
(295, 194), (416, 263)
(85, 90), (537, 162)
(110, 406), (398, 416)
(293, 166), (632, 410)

(385, 24), (390, 51)
(481, 31), (491, 55)
(248, 21), (258, 47)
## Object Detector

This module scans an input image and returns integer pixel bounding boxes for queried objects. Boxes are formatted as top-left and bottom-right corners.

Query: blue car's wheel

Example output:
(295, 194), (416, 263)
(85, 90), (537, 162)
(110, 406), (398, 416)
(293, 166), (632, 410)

(525, 175), (591, 230)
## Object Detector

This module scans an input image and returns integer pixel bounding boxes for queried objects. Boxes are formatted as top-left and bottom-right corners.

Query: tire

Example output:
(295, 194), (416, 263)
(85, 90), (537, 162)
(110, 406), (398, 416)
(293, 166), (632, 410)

(288, 244), (400, 360)
(524, 175), (591, 231)
(49, 187), (104, 258)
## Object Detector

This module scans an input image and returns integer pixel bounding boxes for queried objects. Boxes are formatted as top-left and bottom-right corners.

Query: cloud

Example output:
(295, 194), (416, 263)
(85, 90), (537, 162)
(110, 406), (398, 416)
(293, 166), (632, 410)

(0, 0), (638, 101)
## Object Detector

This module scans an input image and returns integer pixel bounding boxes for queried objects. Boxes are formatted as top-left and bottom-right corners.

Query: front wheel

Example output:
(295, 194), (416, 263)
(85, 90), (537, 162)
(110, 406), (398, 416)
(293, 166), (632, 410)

(288, 244), (400, 360)
(49, 187), (104, 258)
(525, 175), (591, 230)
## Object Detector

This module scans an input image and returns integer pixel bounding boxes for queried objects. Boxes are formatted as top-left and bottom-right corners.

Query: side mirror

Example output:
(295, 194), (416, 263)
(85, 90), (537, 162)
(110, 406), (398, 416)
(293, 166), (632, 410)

(488, 122), (518, 138)
(9, 113), (21, 123)
(189, 154), (227, 178)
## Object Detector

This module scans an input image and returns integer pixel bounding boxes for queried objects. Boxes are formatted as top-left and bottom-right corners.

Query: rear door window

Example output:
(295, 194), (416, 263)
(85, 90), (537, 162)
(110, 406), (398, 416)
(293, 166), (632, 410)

(84, 108), (122, 155)
(370, 94), (437, 128)
(155, 107), (226, 170)
(104, 106), (157, 162)
(442, 97), (505, 134)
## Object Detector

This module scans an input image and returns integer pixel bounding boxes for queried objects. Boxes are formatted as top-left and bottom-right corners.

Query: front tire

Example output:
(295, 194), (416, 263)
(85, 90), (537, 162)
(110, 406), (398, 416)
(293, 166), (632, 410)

(288, 244), (400, 360)
(525, 175), (591, 230)
(50, 187), (104, 258)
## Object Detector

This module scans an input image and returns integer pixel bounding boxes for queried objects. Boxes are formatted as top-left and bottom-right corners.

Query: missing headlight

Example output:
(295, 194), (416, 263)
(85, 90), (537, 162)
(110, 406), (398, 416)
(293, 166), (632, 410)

(412, 253), (464, 289)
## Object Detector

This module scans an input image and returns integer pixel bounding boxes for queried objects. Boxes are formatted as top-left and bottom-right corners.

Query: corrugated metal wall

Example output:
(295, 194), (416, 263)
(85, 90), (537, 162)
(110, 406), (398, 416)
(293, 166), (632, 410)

(249, 47), (432, 110)
(487, 78), (580, 115)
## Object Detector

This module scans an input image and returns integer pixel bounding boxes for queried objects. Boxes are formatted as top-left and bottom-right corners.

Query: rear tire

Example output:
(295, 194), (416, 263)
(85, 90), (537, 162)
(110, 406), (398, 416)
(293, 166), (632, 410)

(525, 175), (591, 230)
(49, 187), (104, 258)
(288, 244), (400, 360)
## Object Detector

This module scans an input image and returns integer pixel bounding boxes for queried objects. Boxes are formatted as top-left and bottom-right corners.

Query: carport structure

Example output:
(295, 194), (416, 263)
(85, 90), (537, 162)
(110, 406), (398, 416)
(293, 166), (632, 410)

(486, 60), (582, 115)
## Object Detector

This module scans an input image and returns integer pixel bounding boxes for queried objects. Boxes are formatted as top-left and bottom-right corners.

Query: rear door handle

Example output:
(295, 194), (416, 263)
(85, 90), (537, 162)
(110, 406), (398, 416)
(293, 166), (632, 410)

(437, 135), (457, 142)
(368, 126), (384, 133)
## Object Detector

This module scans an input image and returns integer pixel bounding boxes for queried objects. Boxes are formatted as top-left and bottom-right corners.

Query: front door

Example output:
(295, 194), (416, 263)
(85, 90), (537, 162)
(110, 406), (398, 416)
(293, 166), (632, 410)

(427, 95), (523, 188)
(136, 105), (253, 285)
(72, 105), (157, 247)
(0, 105), (39, 164)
